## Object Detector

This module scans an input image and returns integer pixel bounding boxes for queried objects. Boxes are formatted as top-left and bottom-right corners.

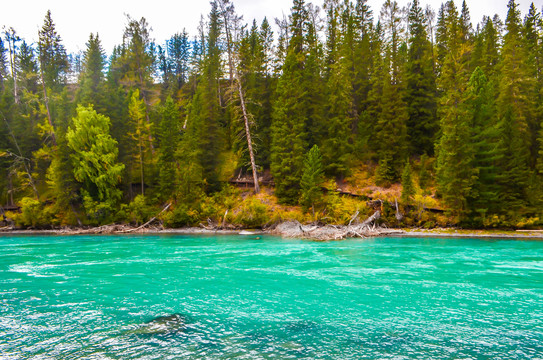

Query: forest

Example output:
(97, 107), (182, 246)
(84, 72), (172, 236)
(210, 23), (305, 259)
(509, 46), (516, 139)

(1, 0), (543, 230)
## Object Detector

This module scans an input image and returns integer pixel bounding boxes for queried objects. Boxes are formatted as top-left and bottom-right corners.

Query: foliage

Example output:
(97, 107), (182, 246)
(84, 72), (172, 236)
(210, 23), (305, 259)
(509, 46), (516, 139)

(2, 0), (543, 230)
(300, 145), (324, 214)
(121, 195), (156, 225)
(401, 160), (415, 206)
(13, 197), (55, 228)
(66, 105), (124, 221)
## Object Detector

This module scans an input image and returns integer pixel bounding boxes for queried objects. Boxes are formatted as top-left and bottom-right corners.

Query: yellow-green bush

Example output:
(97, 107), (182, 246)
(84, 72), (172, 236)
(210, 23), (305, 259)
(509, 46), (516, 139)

(232, 197), (271, 228)
(161, 204), (201, 227)
(13, 197), (55, 228)
(121, 195), (157, 225)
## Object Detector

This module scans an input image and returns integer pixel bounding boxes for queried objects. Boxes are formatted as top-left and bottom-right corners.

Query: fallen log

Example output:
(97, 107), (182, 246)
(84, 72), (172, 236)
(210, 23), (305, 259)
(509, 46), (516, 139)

(121, 203), (171, 233)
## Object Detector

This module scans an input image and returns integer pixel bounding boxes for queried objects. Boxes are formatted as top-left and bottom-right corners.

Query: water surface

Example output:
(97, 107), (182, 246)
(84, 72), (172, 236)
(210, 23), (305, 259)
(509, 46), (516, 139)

(1, 234), (542, 359)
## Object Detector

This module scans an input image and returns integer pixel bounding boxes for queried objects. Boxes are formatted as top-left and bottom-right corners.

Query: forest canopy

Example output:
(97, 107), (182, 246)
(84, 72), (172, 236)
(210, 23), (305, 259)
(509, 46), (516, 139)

(1, 0), (543, 229)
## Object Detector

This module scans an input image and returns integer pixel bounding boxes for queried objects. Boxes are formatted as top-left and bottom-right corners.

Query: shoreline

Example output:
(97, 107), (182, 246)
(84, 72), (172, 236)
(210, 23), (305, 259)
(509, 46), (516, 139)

(2, 225), (543, 240)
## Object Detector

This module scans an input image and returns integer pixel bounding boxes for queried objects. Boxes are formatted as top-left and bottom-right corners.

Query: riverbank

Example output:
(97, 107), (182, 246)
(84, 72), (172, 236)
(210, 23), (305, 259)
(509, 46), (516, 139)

(2, 223), (543, 240)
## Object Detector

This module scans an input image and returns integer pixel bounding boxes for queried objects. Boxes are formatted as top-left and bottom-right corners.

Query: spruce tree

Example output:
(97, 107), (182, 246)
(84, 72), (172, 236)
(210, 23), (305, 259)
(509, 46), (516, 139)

(495, 0), (532, 212)
(435, 0), (475, 216)
(157, 97), (180, 201)
(405, 0), (437, 156)
(401, 160), (414, 206)
(300, 145), (324, 215)
(183, 1), (224, 193)
(271, 0), (309, 204)
(523, 3), (542, 169)
(464, 67), (501, 221)
(38, 10), (68, 91)
(77, 33), (106, 112)
(373, 0), (408, 179)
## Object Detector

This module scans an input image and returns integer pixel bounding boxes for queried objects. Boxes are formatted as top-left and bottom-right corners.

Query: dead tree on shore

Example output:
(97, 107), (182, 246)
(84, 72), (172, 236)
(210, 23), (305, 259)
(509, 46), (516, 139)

(217, 0), (260, 194)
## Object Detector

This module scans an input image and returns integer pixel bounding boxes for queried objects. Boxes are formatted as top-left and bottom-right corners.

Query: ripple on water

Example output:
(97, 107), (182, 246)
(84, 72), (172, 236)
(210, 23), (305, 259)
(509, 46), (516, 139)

(0, 235), (542, 359)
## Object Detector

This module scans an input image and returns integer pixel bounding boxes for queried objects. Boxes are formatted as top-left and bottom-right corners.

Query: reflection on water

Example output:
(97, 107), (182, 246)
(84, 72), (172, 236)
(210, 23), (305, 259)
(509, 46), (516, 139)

(0, 234), (542, 359)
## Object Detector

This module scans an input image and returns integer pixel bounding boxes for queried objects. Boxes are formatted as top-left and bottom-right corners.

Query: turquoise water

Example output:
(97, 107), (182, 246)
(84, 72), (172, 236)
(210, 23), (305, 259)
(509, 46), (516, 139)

(0, 235), (542, 359)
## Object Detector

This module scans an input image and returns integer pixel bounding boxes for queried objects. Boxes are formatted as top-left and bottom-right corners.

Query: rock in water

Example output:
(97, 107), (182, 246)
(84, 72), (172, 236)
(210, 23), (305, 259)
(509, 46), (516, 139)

(127, 313), (188, 335)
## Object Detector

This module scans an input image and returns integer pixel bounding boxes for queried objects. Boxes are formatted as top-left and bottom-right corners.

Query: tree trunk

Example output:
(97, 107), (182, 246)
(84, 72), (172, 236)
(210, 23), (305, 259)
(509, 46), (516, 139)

(237, 82), (260, 194)
(39, 70), (56, 146)
(6, 35), (19, 104)
(139, 136), (145, 196)
(218, 0), (260, 194)
(3, 117), (40, 200)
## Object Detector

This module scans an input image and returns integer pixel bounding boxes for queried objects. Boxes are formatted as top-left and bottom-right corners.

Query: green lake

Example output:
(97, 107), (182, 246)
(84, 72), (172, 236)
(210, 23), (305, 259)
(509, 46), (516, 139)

(0, 234), (542, 359)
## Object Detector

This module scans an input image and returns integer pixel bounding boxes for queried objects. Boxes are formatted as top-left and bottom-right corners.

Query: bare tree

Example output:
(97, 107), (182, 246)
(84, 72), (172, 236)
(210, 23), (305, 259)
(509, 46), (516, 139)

(217, 0), (260, 193)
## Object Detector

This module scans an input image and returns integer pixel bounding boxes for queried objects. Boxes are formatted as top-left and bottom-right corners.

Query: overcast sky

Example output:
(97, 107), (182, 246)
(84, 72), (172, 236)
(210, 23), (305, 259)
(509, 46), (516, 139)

(1, 0), (540, 55)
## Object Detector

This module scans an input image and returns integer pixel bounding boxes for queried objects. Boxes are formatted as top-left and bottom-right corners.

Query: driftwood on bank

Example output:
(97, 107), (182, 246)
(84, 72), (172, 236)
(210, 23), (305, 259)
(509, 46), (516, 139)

(121, 202), (172, 233)
(270, 211), (404, 241)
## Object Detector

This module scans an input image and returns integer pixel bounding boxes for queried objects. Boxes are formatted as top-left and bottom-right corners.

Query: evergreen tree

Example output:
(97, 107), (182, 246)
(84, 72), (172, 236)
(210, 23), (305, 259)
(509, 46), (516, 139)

(300, 145), (324, 214)
(183, 1), (224, 193)
(157, 97), (180, 201)
(523, 3), (542, 169)
(167, 30), (191, 88)
(127, 89), (152, 196)
(323, 50), (353, 178)
(17, 41), (39, 93)
(0, 37), (7, 90)
(352, 0), (374, 132)
(271, 0), (309, 204)
(436, 0), (475, 215)
(304, 8), (326, 149)
(464, 67), (501, 221)
(401, 160), (414, 205)
(66, 105), (124, 222)
(119, 16), (156, 152)
(495, 0), (532, 212)
(321, 1), (353, 178)
(77, 33), (106, 112)
(405, 0), (437, 156)
(38, 10), (68, 90)
(373, 0), (408, 179)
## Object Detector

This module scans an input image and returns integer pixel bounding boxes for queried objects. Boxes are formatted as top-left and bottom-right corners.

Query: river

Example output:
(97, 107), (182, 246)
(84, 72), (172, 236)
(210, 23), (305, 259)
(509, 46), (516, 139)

(1, 234), (542, 359)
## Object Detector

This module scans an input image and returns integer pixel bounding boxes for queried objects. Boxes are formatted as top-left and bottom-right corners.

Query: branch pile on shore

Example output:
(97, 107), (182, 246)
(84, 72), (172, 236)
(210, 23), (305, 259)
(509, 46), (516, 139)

(270, 211), (404, 240)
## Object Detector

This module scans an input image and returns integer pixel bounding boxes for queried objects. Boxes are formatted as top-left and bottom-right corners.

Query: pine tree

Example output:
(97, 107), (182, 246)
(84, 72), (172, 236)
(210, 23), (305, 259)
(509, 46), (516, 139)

(167, 30), (191, 89)
(304, 8), (326, 149)
(321, 1), (353, 178)
(323, 52), (353, 178)
(76, 33), (106, 112)
(128, 90), (152, 196)
(183, 1), (224, 193)
(523, 3), (542, 169)
(405, 0), (437, 156)
(401, 160), (414, 205)
(464, 67), (501, 221)
(363, 22), (385, 156)
(495, 0), (532, 213)
(351, 0), (374, 145)
(373, 0), (408, 179)
(0, 38), (7, 90)
(271, 0), (309, 204)
(300, 145), (324, 215)
(38, 10), (68, 91)
(17, 41), (39, 93)
(157, 97), (180, 201)
(435, 0), (475, 216)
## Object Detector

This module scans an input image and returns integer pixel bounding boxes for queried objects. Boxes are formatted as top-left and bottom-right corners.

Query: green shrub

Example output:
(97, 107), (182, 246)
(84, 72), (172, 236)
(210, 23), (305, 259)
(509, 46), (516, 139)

(233, 197), (270, 228)
(14, 197), (54, 228)
(161, 204), (200, 227)
(123, 195), (157, 225)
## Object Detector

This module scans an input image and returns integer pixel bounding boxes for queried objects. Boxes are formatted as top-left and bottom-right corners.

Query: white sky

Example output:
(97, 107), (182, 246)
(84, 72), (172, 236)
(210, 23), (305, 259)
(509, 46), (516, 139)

(1, 0), (541, 55)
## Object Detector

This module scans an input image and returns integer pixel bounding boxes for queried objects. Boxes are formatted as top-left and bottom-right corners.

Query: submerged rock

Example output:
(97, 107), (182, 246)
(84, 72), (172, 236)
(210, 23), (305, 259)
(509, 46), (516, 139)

(126, 313), (189, 335)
